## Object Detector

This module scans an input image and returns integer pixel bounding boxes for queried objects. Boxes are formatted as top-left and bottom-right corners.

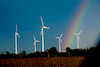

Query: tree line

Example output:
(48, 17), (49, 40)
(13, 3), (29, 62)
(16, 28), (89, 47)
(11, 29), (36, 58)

(0, 46), (99, 59)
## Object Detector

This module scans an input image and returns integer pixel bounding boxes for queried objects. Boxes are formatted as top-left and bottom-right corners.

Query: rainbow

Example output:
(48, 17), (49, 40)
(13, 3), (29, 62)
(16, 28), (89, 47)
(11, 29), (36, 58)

(63, 0), (93, 52)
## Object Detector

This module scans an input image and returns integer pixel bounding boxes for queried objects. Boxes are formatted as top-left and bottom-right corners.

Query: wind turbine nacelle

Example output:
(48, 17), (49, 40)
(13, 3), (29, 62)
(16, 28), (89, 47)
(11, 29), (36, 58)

(16, 32), (18, 35)
(41, 26), (44, 28)
(41, 26), (50, 29)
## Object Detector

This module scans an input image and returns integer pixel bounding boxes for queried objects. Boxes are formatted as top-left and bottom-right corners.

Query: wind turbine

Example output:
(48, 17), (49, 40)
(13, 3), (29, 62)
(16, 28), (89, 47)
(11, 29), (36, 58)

(40, 17), (50, 52)
(74, 30), (82, 49)
(55, 33), (63, 52)
(15, 24), (20, 54)
(33, 36), (40, 52)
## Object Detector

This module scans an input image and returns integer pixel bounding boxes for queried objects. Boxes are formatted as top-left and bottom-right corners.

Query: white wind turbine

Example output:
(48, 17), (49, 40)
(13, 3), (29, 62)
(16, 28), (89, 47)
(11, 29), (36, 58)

(40, 17), (50, 52)
(15, 24), (20, 54)
(33, 36), (40, 52)
(55, 33), (63, 52)
(74, 30), (82, 49)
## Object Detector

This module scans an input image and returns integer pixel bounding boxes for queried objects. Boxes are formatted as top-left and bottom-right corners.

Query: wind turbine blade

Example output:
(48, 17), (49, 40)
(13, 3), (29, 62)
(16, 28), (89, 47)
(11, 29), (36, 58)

(40, 17), (44, 26)
(33, 36), (36, 40)
(36, 40), (40, 42)
(60, 33), (63, 38)
(40, 28), (43, 35)
(17, 33), (20, 38)
(43, 26), (50, 29)
(73, 33), (78, 35)
(33, 42), (36, 46)
(55, 37), (59, 39)
(78, 36), (80, 42)
(16, 24), (17, 32)
(78, 30), (82, 35)
(60, 39), (63, 44)
(16, 33), (20, 37)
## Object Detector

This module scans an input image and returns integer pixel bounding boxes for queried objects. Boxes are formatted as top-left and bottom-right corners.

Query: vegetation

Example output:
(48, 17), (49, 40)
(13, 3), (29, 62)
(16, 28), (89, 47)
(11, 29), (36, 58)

(0, 46), (98, 59)
(0, 56), (86, 67)
(0, 45), (100, 67)
(47, 47), (58, 57)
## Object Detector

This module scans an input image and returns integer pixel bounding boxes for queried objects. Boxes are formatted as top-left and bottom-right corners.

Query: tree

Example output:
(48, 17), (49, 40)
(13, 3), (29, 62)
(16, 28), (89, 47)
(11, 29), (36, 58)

(20, 51), (27, 58)
(66, 47), (70, 56)
(20, 51), (26, 55)
(1, 51), (4, 55)
(66, 47), (70, 52)
(6, 51), (9, 55)
(47, 47), (57, 57)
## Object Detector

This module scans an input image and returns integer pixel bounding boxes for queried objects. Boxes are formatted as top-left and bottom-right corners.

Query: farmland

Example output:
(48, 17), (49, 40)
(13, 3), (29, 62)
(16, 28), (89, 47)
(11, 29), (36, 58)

(0, 56), (86, 67)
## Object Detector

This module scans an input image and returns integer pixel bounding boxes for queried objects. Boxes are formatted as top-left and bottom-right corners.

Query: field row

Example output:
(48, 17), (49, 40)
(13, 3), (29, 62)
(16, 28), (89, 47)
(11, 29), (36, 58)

(0, 56), (86, 67)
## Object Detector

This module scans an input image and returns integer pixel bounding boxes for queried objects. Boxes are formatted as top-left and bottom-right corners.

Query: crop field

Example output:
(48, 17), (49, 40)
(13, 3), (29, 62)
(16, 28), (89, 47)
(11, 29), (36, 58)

(0, 56), (86, 67)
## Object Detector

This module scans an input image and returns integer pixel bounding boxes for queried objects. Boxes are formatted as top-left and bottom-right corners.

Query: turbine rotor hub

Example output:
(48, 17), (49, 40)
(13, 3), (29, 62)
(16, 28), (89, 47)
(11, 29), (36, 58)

(41, 26), (44, 28)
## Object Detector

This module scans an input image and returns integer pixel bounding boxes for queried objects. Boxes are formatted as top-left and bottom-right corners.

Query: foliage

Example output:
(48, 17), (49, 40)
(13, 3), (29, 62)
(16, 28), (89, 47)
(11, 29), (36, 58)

(66, 47), (70, 52)
(6, 51), (9, 55)
(47, 47), (58, 57)
(0, 46), (99, 58)
(20, 51), (26, 55)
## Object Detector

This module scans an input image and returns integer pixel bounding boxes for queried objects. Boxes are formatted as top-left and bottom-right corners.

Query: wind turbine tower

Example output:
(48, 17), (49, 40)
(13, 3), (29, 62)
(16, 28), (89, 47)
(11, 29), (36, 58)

(55, 33), (63, 52)
(74, 30), (82, 49)
(40, 17), (50, 52)
(15, 24), (20, 54)
(33, 36), (40, 52)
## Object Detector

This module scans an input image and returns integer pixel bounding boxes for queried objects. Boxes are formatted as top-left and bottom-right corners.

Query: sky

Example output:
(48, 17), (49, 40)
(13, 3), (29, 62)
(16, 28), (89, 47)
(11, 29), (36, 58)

(0, 0), (100, 53)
